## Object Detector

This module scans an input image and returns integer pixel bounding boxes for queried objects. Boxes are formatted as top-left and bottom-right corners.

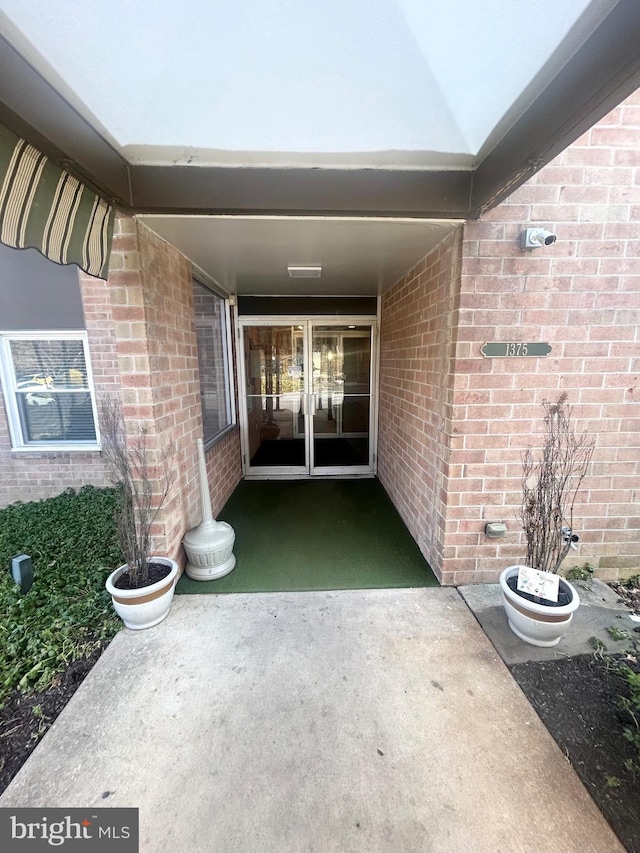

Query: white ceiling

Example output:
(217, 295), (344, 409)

(0, 0), (609, 169)
(139, 216), (462, 295)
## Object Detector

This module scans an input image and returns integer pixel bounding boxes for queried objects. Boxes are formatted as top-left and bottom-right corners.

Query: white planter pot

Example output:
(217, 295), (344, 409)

(499, 565), (580, 648)
(106, 557), (179, 630)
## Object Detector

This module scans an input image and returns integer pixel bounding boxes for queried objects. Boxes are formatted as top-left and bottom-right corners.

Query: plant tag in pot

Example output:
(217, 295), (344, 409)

(517, 566), (560, 602)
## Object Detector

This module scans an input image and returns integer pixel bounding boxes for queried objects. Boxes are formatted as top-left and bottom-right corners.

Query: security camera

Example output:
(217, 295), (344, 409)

(521, 228), (557, 249)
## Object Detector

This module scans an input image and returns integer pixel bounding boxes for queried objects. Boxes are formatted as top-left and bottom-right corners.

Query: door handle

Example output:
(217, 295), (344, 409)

(300, 393), (307, 416)
(309, 393), (317, 416)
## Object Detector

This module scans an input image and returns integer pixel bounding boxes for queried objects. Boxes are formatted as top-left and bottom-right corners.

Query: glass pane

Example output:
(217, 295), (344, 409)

(312, 325), (371, 469)
(244, 326), (305, 468)
(10, 339), (89, 389)
(342, 394), (370, 434)
(8, 338), (97, 444)
(312, 326), (370, 397)
(342, 335), (370, 394)
(17, 391), (96, 442)
(244, 326), (304, 395)
(193, 281), (232, 442)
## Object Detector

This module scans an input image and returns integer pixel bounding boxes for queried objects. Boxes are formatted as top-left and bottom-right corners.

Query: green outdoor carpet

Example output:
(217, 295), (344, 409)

(175, 478), (438, 594)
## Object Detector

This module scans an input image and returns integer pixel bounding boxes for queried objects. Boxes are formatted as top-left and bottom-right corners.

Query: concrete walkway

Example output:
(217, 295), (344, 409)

(0, 589), (624, 852)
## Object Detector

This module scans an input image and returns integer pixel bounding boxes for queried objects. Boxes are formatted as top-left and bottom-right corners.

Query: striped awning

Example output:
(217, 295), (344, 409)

(0, 123), (115, 279)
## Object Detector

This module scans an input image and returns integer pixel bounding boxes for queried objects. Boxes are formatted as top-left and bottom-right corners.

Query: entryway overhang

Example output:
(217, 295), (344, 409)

(137, 215), (462, 296)
(1, 0), (639, 228)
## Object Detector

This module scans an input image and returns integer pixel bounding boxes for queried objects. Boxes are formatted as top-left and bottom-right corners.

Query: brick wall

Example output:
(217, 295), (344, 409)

(378, 229), (463, 579)
(444, 93), (640, 584)
(379, 92), (640, 584)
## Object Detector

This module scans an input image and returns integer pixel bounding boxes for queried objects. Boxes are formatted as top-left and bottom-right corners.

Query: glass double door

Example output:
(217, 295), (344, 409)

(240, 319), (375, 476)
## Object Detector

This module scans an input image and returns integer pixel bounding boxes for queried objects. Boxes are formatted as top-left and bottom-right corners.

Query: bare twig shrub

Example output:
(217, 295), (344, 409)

(519, 393), (594, 574)
(100, 395), (174, 587)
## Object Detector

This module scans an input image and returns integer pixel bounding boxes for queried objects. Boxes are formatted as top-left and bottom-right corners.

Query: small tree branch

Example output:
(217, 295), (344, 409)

(100, 394), (175, 587)
(519, 394), (594, 574)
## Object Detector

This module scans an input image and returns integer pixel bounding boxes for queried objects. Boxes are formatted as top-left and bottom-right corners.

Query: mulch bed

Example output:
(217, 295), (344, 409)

(509, 578), (640, 853)
(510, 652), (640, 853)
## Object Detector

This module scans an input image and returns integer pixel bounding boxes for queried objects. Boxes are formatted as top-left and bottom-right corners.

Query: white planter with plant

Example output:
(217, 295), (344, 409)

(106, 556), (179, 630)
(501, 394), (594, 647)
(101, 396), (178, 630)
(500, 565), (580, 647)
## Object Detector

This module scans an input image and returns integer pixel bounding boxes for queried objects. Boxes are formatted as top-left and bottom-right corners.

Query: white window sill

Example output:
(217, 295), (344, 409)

(11, 443), (101, 453)
(203, 423), (237, 453)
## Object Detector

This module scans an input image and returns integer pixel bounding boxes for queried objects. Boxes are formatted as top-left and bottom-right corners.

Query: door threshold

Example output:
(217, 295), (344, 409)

(243, 473), (375, 481)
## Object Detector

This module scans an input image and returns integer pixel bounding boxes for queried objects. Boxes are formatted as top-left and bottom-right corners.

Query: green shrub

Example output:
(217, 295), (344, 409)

(564, 563), (595, 582)
(0, 486), (122, 705)
(617, 661), (640, 776)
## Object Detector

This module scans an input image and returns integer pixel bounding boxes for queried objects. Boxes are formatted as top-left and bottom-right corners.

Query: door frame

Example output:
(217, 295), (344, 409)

(236, 315), (378, 479)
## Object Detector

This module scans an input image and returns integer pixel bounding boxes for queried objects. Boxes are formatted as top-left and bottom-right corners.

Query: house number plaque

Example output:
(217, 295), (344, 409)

(481, 342), (551, 358)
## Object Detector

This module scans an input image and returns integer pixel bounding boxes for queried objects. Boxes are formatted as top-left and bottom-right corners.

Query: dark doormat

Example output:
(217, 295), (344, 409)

(175, 478), (438, 593)
(250, 439), (305, 466)
(313, 437), (369, 467)
(250, 437), (368, 467)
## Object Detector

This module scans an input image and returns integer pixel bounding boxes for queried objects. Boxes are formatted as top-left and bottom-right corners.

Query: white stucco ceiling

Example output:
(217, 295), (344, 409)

(138, 216), (462, 295)
(0, 0), (610, 169)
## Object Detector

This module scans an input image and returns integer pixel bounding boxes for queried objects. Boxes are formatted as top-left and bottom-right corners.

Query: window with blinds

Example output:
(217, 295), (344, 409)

(0, 333), (99, 449)
(193, 279), (234, 446)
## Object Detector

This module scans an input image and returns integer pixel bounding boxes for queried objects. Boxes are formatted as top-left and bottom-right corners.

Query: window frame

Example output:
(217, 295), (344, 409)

(192, 278), (236, 450)
(0, 330), (101, 452)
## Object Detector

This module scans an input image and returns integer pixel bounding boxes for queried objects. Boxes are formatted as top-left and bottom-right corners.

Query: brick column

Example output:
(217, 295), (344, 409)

(106, 214), (241, 565)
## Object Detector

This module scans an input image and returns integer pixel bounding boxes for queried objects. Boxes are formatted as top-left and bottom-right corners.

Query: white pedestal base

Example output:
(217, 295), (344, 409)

(186, 554), (236, 581)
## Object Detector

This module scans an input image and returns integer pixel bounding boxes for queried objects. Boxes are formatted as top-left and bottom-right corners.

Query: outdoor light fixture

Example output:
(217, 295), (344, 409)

(10, 554), (33, 594)
(287, 265), (322, 278)
(484, 522), (507, 538)
(521, 228), (557, 249)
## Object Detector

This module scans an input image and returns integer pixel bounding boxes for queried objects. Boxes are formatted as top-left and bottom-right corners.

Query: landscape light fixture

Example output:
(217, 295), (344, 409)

(10, 554), (33, 594)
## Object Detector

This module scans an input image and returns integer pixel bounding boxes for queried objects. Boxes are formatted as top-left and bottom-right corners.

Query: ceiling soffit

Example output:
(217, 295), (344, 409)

(138, 215), (463, 296)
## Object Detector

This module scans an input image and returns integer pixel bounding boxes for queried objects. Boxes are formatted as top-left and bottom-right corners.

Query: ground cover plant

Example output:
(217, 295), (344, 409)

(0, 486), (121, 790)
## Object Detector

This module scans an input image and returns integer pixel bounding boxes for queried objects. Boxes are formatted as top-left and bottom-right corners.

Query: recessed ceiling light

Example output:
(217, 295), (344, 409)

(287, 265), (322, 278)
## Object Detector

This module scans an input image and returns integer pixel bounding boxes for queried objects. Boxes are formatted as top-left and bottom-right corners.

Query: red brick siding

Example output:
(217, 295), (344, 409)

(378, 229), (463, 581)
(443, 95), (640, 584)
